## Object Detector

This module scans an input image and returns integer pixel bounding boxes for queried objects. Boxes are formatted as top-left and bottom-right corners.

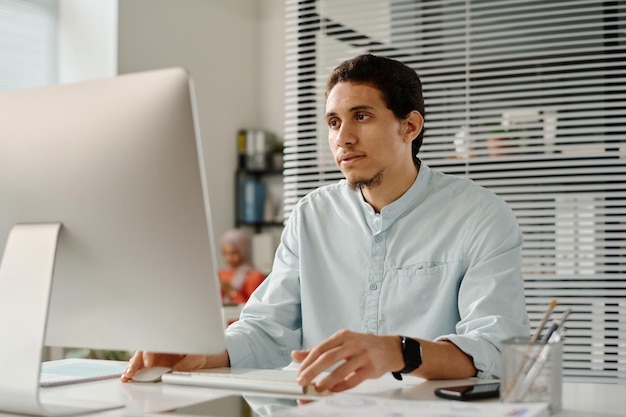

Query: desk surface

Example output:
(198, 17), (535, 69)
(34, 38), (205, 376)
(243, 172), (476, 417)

(25, 363), (626, 417)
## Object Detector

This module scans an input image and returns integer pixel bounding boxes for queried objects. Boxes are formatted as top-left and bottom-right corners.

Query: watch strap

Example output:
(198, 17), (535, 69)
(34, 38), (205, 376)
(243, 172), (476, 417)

(392, 336), (422, 381)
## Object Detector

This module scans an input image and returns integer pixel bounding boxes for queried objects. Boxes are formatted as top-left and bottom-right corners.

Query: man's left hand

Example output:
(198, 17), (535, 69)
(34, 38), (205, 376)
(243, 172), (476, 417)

(291, 329), (404, 393)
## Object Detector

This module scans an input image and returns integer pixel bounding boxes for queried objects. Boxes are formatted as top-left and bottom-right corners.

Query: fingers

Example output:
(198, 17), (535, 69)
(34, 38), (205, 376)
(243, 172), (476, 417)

(296, 330), (355, 387)
(121, 351), (145, 382)
(121, 351), (187, 382)
(296, 331), (398, 393)
(291, 349), (309, 363)
(121, 350), (230, 383)
(142, 351), (156, 368)
(312, 348), (370, 392)
(298, 330), (347, 371)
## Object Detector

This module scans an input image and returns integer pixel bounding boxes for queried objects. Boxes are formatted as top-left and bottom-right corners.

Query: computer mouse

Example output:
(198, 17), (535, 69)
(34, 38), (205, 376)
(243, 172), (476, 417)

(131, 366), (172, 383)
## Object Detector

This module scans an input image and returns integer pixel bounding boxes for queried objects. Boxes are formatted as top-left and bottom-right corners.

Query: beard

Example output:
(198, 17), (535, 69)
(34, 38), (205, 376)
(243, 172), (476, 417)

(347, 169), (384, 191)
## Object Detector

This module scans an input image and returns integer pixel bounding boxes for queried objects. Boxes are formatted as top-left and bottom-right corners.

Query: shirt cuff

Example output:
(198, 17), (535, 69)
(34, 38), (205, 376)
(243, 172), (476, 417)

(435, 334), (500, 379)
(224, 330), (256, 368)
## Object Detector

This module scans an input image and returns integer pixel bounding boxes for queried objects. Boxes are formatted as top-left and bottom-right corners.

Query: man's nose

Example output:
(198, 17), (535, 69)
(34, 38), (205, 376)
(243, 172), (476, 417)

(335, 123), (356, 147)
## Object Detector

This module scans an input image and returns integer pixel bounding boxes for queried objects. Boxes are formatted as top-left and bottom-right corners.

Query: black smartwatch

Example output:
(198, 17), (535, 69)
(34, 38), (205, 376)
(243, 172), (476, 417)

(392, 336), (422, 381)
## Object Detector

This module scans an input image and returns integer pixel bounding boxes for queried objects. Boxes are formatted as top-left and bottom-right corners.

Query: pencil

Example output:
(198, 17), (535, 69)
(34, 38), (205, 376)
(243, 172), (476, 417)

(530, 299), (558, 344)
(501, 299), (558, 401)
(541, 308), (572, 344)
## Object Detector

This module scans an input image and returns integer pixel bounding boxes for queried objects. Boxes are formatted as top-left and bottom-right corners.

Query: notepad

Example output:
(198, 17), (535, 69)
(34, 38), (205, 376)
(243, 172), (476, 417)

(40, 358), (126, 387)
(269, 395), (549, 417)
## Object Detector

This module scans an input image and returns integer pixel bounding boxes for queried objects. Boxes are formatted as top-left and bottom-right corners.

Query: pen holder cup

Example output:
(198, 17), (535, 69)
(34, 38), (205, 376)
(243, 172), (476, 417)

(500, 337), (562, 414)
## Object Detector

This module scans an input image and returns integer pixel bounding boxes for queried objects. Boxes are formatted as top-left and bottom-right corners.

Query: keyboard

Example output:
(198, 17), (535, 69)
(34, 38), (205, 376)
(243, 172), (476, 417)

(161, 367), (324, 396)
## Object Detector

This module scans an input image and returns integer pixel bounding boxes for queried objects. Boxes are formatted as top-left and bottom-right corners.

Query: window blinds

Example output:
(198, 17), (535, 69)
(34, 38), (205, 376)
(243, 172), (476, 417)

(284, 0), (626, 383)
(0, 0), (57, 91)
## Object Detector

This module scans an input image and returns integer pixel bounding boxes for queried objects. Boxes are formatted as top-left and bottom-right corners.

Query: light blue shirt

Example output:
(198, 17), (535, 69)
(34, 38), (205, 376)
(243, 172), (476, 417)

(225, 163), (529, 378)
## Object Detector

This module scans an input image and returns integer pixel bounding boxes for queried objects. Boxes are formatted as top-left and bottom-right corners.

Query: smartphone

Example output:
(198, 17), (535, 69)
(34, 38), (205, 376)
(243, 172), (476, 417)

(434, 382), (500, 401)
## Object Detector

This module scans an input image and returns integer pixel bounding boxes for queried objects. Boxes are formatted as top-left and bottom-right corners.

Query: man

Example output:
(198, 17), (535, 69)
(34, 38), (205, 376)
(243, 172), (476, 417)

(122, 54), (529, 392)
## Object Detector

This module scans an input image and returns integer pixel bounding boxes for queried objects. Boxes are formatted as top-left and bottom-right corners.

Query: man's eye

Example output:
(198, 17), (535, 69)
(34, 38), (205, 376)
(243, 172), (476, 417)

(328, 119), (340, 128)
(356, 114), (369, 121)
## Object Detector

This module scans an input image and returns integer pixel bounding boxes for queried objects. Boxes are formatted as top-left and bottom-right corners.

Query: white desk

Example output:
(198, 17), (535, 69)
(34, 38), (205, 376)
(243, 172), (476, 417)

(222, 304), (244, 325)
(25, 363), (625, 417)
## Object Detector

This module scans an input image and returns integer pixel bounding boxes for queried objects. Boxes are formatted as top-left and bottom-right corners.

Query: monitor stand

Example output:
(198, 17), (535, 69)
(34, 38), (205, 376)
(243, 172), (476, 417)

(0, 223), (124, 416)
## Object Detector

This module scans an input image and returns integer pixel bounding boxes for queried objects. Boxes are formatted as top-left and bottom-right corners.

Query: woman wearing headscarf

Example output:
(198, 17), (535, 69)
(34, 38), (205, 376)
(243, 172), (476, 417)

(219, 229), (265, 304)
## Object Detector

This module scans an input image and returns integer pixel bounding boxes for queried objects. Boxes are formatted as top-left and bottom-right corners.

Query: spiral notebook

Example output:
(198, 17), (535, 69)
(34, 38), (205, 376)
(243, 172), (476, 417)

(40, 358), (126, 387)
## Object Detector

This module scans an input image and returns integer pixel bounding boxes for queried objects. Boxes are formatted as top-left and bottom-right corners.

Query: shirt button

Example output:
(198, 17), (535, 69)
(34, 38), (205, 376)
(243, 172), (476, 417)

(374, 235), (383, 243)
(369, 283), (378, 290)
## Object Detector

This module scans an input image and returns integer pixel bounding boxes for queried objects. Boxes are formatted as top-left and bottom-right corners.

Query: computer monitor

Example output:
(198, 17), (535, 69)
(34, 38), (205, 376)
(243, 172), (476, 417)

(0, 68), (226, 415)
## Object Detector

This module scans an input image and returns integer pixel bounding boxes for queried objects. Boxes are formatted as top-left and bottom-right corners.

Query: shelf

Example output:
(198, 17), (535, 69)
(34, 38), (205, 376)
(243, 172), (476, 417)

(237, 168), (283, 177)
(238, 221), (284, 227)
(235, 168), (284, 232)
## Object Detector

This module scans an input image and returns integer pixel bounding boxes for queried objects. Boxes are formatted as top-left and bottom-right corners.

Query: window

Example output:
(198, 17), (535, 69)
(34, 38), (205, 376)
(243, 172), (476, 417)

(0, 0), (57, 91)
(284, 0), (626, 383)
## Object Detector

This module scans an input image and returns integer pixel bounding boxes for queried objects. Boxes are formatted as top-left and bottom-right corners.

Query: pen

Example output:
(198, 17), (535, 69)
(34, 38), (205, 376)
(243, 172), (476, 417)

(512, 341), (552, 401)
(501, 299), (558, 401)
(540, 308), (571, 344)
(514, 308), (572, 402)
(531, 299), (558, 344)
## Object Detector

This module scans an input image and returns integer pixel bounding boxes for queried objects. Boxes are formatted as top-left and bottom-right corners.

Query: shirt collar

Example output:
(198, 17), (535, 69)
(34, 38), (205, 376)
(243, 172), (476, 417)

(357, 163), (433, 233)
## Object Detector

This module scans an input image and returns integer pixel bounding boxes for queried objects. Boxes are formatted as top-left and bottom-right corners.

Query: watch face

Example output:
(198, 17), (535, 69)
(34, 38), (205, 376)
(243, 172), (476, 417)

(402, 337), (422, 371)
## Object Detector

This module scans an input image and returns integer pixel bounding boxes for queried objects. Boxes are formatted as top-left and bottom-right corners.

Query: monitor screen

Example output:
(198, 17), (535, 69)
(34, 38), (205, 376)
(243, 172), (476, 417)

(0, 68), (226, 357)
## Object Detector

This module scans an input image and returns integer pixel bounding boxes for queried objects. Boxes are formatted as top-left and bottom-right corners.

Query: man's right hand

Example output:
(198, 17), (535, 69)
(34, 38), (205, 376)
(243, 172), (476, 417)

(121, 350), (230, 382)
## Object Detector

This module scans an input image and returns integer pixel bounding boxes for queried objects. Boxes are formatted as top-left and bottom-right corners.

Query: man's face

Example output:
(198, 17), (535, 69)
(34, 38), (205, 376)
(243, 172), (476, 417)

(325, 81), (416, 189)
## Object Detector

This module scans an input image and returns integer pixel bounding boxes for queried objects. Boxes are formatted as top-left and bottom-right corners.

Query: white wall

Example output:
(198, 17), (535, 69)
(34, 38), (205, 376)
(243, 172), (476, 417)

(116, 0), (285, 263)
(255, 0), (286, 259)
(57, 0), (286, 267)
(58, 0), (118, 83)
(257, 0), (285, 137)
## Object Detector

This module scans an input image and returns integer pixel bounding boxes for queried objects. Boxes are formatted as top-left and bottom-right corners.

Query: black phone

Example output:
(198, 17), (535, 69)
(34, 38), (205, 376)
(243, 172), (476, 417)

(434, 382), (500, 401)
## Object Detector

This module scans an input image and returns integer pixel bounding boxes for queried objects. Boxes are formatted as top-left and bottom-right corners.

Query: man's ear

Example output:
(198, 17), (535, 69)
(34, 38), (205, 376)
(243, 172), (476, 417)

(403, 110), (424, 143)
